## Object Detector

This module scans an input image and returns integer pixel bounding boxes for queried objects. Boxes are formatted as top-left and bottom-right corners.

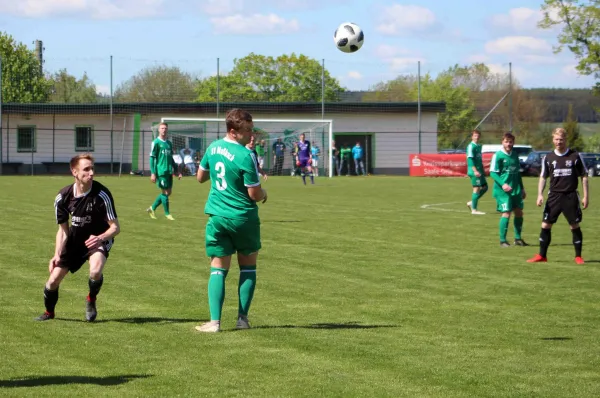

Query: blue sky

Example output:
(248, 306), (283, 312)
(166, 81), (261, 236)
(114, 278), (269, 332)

(0, 0), (596, 94)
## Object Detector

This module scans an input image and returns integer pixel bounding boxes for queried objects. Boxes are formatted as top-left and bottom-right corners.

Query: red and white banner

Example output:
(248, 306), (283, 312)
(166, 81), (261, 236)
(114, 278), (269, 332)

(409, 153), (493, 177)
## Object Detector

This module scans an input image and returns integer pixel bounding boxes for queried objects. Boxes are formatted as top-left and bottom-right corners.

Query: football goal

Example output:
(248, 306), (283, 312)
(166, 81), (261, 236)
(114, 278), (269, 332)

(153, 118), (334, 177)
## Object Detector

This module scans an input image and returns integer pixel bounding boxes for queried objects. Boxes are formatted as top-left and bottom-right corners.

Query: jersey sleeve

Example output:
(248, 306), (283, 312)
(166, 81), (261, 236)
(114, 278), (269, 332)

(575, 153), (588, 176)
(489, 153), (500, 173)
(150, 139), (159, 158)
(241, 152), (261, 187)
(149, 140), (158, 174)
(540, 155), (549, 178)
(98, 190), (118, 221)
(466, 144), (474, 158)
(200, 150), (210, 171)
(54, 191), (68, 225)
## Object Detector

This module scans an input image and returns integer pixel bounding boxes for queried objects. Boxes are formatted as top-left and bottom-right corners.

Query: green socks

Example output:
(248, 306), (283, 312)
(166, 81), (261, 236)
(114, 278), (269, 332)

(499, 217), (510, 243)
(514, 217), (523, 240)
(208, 267), (228, 322)
(238, 266), (257, 316)
(161, 194), (170, 215)
(151, 194), (162, 211)
(152, 193), (170, 215)
(207, 265), (257, 322)
(471, 193), (479, 210)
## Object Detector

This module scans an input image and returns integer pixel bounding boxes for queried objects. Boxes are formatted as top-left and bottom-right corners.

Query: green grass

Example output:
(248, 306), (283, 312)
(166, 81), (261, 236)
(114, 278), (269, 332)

(1, 175), (600, 397)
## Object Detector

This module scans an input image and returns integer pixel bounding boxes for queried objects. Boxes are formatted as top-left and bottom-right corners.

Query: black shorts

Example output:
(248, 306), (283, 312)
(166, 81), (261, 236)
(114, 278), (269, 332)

(543, 192), (582, 225)
(58, 239), (114, 273)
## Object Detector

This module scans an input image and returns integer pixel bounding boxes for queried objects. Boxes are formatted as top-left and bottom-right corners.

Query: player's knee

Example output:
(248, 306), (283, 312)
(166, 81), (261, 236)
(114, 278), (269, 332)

(46, 279), (60, 290)
(569, 223), (580, 230)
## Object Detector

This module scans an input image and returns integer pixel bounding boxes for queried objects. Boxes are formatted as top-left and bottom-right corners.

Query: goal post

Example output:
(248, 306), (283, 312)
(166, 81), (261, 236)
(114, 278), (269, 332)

(155, 118), (335, 177)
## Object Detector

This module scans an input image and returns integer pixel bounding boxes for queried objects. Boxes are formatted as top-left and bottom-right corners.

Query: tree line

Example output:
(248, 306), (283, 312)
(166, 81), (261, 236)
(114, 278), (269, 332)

(1, 29), (599, 151)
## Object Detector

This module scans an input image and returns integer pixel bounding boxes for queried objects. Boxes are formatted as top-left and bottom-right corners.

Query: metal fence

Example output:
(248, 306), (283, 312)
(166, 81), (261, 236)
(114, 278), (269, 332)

(0, 54), (518, 175)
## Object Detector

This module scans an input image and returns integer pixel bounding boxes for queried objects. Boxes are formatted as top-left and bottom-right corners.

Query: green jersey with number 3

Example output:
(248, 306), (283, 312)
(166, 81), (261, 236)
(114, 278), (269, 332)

(490, 149), (522, 197)
(200, 137), (261, 220)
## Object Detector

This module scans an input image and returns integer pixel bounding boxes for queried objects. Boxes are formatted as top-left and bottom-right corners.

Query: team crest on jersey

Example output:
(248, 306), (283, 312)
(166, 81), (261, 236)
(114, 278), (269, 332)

(565, 160), (572, 167)
(86, 202), (94, 212)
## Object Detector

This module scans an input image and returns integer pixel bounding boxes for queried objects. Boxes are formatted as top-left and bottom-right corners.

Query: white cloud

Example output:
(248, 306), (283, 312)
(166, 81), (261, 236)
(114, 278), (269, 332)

(390, 57), (425, 72)
(200, 0), (243, 16)
(346, 71), (362, 80)
(210, 13), (299, 34)
(376, 5), (437, 35)
(373, 44), (411, 59)
(95, 84), (111, 95)
(486, 63), (532, 81)
(561, 64), (582, 79)
(488, 7), (561, 35)
(0, 0), (165, 19)
(489, 8), (541, 32)
(200, 0), (344, 15)
(465, 54), (490, 63)
(485, 36), (551, 55)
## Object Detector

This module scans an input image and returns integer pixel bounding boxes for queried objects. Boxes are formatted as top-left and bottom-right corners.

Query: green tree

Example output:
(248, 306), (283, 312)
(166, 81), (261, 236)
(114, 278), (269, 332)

(49, 69), (98, 103)
(411, 72), (477, 149)
(0, 32), (51, 102)
(361, 75), (417, 102)
(539, 0), (600, 93)
(195, 53), (345, 102)
(563, 103), (585, 151)
(585, 133), (600, 152)
(114, 65), (197, 102)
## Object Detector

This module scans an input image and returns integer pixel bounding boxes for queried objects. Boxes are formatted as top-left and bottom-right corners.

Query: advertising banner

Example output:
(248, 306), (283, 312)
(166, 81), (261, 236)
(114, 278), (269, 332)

(409, 153), (493, 177)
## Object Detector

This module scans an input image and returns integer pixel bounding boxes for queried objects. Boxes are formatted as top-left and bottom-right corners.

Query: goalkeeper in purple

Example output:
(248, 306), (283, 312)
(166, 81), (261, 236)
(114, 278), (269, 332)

(295, 133), (314, 185)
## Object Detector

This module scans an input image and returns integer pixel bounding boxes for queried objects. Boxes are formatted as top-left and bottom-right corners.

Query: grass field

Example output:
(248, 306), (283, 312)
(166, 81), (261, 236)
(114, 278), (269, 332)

(1, 175), (600, 397)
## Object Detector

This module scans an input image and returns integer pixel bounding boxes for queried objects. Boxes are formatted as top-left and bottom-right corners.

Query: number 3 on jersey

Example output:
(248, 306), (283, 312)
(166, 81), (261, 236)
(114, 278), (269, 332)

(215, 161), (227, 190)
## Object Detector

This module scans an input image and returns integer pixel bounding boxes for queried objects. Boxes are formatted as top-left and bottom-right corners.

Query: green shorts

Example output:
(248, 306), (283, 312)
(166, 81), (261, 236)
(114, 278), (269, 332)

(495, 193), (524, 213)
(205, 215), (261, 257)
(156, 175), (173, 190)
(469, 175), (487, 188)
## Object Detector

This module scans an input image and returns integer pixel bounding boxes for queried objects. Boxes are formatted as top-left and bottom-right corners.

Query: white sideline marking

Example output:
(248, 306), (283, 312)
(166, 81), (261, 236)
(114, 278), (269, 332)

(420, 202), (465, 213)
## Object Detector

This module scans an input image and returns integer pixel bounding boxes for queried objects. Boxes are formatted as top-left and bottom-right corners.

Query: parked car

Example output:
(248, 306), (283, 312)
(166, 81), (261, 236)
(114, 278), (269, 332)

(580, 153), (600, 177)
(521, 151), (551, 176)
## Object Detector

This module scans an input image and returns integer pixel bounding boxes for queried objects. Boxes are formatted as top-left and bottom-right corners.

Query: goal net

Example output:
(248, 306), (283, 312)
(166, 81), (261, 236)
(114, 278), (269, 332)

(152, 118), (334, 177)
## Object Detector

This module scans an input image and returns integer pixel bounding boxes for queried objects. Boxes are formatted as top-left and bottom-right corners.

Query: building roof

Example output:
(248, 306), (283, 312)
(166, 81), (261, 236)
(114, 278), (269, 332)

(1, 101), (446, 115)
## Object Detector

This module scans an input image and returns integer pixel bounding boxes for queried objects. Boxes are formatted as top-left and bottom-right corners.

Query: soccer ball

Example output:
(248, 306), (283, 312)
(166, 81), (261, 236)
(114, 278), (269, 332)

(334, 22), (364, 53)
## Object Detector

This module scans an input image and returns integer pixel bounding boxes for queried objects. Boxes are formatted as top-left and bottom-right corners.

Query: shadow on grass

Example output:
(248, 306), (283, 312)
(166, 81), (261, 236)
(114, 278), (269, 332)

(56, 317), (204, 324)
(540, 337), (573, 341)
(244, 321), (398, 330)
(0, 374), (151, 388)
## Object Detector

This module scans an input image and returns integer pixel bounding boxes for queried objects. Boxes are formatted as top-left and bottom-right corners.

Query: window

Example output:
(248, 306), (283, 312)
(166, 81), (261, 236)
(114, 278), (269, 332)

(75, 126), (94, 152)
(17, 126), (36, 153)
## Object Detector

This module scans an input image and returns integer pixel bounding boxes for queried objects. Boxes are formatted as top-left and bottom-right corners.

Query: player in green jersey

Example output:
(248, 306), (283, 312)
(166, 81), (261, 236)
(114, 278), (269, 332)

(490, 132), (529, 247)
(195, 108), (268, 333)
(146, 122), (182, 221)
(466, 129), (488, 215)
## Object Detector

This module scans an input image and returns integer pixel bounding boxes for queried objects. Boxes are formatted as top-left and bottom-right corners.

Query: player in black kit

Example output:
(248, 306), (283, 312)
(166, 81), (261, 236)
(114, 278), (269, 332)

(35, 154), (120, 322)
(528, 128), (589, 264)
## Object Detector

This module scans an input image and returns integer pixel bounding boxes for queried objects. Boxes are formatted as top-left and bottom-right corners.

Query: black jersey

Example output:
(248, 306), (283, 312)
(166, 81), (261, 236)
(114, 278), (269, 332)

(541, 149), (587, 193)
(54, 180), (117, 242)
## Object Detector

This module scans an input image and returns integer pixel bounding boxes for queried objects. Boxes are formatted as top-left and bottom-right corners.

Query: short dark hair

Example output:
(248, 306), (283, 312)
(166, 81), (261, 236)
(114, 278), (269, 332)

(502, 132), (515, 142)
(226, 108), (253, 132)
(472, 129), (481, 135)
(70, 153), (94, 170)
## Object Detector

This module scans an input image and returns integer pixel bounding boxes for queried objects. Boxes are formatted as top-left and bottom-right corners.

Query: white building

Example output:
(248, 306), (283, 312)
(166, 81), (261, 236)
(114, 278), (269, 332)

(0, 102), (445, 175)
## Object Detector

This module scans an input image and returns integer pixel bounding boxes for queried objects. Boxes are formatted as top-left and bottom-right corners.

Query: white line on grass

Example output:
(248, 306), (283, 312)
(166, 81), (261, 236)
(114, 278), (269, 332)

(420, 202), (466, 213)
